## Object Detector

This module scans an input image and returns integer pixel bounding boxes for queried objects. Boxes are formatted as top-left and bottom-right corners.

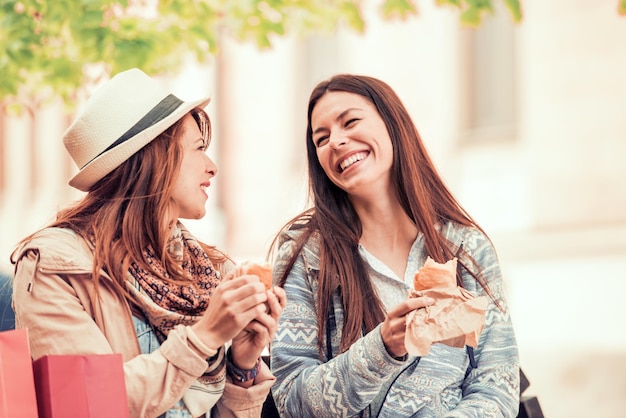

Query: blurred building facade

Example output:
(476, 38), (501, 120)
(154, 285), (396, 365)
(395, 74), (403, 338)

(1, 0), (625, 416)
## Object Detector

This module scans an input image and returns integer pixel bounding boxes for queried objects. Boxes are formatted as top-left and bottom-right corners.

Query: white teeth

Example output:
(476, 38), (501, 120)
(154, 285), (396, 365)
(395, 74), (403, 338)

(339, 152), (367, 171)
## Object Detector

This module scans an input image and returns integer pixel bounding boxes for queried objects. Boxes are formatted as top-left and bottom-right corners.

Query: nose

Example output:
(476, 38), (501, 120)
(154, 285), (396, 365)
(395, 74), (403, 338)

(205, 155), (217, 176)
(329, 132), (348, 150)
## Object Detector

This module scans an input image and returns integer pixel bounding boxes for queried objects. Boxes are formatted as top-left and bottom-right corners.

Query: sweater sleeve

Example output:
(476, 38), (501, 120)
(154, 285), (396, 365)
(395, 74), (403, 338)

(270, 237), (407, 418)
(444, 231), (520, 418)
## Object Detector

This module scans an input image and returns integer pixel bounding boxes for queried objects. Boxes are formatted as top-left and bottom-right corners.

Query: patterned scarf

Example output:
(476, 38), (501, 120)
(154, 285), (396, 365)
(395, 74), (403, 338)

(124, 222), (225, 416)
(125, 222), (221, 342)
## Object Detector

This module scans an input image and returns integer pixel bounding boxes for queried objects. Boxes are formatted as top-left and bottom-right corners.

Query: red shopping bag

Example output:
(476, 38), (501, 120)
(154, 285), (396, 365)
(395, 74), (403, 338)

(0, 328), (39, 418)
(33, 353), (130, 418)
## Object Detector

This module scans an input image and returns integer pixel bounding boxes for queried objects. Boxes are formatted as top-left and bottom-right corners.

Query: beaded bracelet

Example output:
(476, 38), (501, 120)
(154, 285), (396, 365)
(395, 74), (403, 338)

(226, 349), (261, 383)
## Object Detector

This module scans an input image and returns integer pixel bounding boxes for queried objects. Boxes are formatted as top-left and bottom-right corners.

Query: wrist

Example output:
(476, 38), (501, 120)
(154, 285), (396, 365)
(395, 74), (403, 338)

(228, 344), (258, 370)
(186, 326), (220, 358)
(381, 336), (407, 361)
(226, 348), (261, 383)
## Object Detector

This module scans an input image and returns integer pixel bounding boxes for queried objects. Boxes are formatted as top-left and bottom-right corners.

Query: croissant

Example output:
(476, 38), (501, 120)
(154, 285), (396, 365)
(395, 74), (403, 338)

(406, 256), (487, 356)
(243, 262), (273, 290)
(413, 256), (457, 291)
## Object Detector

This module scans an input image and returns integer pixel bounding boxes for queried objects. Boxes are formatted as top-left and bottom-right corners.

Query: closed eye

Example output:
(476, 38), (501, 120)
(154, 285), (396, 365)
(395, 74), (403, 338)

(345, 118), (359, 127)
(315, 135), (329, 147)
(197, 138), (209, 151)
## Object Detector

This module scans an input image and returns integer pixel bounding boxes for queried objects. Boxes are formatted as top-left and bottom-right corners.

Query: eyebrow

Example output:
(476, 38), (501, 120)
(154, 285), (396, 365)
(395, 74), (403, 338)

(313, 107), (361, 135)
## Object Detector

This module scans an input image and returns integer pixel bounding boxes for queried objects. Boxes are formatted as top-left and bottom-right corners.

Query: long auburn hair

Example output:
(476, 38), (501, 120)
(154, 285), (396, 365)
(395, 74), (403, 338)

(13, 108), (228, 301)
(273, 74), (496, 357)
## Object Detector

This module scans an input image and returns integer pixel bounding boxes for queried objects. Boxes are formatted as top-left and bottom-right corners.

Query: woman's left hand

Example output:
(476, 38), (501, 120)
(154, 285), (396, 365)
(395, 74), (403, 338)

(230, 286), (286, 370)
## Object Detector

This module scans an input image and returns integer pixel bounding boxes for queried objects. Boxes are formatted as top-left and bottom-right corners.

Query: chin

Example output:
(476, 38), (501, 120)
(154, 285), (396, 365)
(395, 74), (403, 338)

(192, 211), (207, 220)
(180, 209), (206, 220)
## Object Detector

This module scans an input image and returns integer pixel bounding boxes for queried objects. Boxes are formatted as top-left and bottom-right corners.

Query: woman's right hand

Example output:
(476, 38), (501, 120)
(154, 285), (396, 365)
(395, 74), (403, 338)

(380, 296), (434, 359)
(229, 286), (286, 369)
(190, 275), (268, 351)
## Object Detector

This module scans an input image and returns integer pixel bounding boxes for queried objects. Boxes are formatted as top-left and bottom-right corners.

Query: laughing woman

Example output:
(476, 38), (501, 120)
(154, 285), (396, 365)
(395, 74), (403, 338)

(11, 68), (285, 418)
(270, 74), (520, 417)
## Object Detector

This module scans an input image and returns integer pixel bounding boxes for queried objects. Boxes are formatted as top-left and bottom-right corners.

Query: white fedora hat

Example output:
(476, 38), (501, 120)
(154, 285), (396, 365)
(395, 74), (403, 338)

(63, 68), (210, 192)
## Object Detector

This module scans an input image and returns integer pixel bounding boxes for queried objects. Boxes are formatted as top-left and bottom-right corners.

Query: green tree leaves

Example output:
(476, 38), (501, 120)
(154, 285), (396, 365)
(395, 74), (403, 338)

(0, 0), (523, 110)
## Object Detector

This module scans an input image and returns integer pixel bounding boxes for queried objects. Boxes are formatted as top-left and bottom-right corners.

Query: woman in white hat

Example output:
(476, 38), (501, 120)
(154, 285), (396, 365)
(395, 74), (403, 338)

(11, 68), (285, 417)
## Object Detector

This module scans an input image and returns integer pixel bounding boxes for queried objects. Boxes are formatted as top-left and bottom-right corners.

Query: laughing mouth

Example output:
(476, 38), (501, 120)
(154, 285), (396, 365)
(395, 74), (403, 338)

(339, 152), (368, 172)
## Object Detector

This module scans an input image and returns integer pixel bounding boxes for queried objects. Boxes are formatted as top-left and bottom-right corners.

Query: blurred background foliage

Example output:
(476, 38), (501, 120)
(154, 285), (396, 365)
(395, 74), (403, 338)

(0, 0), (523, 112)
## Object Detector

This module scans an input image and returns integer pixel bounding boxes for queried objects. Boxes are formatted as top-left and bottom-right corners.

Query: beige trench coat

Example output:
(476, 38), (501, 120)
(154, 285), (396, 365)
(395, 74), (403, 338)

(11, 227), (274, 418)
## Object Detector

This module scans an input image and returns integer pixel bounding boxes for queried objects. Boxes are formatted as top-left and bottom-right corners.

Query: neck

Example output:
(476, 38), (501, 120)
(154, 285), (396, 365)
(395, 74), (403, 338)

(355, 197), (418, 252)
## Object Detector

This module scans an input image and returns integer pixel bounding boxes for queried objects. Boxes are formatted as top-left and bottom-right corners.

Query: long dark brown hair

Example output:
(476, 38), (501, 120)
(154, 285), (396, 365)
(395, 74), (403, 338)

(12, 108), (229, 301)
(272, 74), (496, 357)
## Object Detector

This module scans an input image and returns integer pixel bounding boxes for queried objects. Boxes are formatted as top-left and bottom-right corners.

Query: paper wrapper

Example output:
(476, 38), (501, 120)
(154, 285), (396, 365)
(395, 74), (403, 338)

(405, 257), (488, 356)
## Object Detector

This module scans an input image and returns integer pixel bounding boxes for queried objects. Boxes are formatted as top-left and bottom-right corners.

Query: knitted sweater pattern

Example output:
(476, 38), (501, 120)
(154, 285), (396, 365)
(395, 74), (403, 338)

(270, 222), (520, 418)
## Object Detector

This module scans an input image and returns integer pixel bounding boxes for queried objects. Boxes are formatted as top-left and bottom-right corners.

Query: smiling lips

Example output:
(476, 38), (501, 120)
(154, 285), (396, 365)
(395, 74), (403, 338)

(338, 151), (368, 172)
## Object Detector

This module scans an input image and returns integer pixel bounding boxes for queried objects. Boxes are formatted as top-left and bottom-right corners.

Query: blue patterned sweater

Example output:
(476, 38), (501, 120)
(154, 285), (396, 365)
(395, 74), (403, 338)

(270, 222), (520, 417)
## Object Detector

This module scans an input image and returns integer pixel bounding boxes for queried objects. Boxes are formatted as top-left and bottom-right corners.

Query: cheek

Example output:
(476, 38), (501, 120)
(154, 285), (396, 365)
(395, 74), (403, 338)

(316, 149), (332, 173)
(172, 168), (193, 197)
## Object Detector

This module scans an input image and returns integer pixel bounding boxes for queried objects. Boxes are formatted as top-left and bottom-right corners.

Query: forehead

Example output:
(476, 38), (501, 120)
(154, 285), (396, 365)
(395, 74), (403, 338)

(179, 114), (203, 142)
(311, 91), (374, 122)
